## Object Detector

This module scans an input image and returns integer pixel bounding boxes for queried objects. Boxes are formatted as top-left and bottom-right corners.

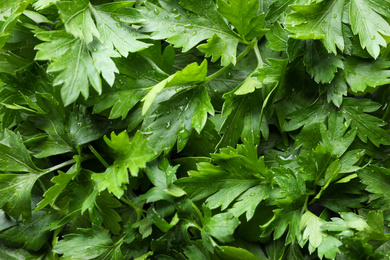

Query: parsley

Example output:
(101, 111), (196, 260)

(1, 0), (390, 259)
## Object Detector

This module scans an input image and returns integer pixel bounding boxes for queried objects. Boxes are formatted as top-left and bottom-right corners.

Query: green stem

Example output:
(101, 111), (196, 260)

(39, 158), (77, 177)
(88, 144), (110, 168)
(191, 202), (204, 225)
(120, 197), (146, 221)
(205, 41), (256, 83)
(253, 40), (263, 68)
(301, 195), (309, 216)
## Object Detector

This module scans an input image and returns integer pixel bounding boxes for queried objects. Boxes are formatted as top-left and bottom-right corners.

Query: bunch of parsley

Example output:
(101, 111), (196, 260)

(1, 0), (390, 259)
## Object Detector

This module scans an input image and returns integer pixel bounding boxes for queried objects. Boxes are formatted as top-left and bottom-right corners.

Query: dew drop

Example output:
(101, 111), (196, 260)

(165, 121), (171, 129)
(174, 14), (181, 20)
(371, 35), (376, 40)
(154, 9), (159, 15)
(250, 193), (255, 196)
(170, 28), (175, 32)
(226, 71), (233, 79)
(116, 23), (122, 28)
(333, 14), (337, 18)
(192, 31), (197, 36)
(172, 8), (178, 13)
(165, 15), (170, 19)
(92, 47), (97, 52)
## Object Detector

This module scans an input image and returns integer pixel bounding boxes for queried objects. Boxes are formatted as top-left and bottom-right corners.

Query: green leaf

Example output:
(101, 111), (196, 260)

(285, 0), (345, 54)
(0, 243), (41, 260)
(217, 0), (267, 39)
(0, 130), (40, 172)
(317, 236), (343, 259)
(285, 103), (330, 132)
(0, 0), (32, 50)
(137, 159), (185, 203)
(35, 157), (80, 211)
(176, 143), (269, 210)
(326, 72), (347, 107)
(92, 131), (156, 198)
(35, 31), (101, 105)
(0, 173), (39, 221)
(320, 111), (356, 158)
(228, 184), (270, 221)
(142, 60), (207, 115)
(135, 0), (240, 65)
(53, 228), (123, 260)
(92, 55), (169, 119)
(299, 211), (342, 257)
(90, 2), (151, 57)
(349, 0), (390, 58)
(303, 40), (343, 84)
(340, 98), (390, 146)
(56, 0), (100, 44)
(203, 207), (240, 243)
(342, 56), (390, 93)
(218, 89), (265, 148)
(29, 94), (110, 158)
(265, 22), (289, 51)
(142, 86), (214, 154)
(358, 166), (390, 209)
(0, 210), (56, 251)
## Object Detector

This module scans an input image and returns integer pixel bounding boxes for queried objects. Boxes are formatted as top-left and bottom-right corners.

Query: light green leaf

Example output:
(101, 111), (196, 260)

(35, 158), (80, 211)
(92, 55), (168, 119)
(349, 0), (390, 58)
(142, 60), (207, 114)
(56, 0), (99, 44)
(0, 0), (32, 50)
(191, 85), (214, 134)
(92, 131), (156, 198)
(197, 33), (238, 66)
(300, 211), (324, 249)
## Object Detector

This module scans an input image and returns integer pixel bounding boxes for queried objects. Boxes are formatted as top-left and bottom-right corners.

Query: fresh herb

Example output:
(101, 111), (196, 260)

(1, 0), (390, 259)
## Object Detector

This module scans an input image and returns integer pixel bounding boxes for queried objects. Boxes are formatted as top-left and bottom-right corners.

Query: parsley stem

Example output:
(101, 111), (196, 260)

(39, 158), (77, 177)
(120, 197), (146, 220)
(205, 41), (256, 83)
(191, 202), (204, 225)
(253, 39), (263, 68)
(88, 144), (110, 168)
